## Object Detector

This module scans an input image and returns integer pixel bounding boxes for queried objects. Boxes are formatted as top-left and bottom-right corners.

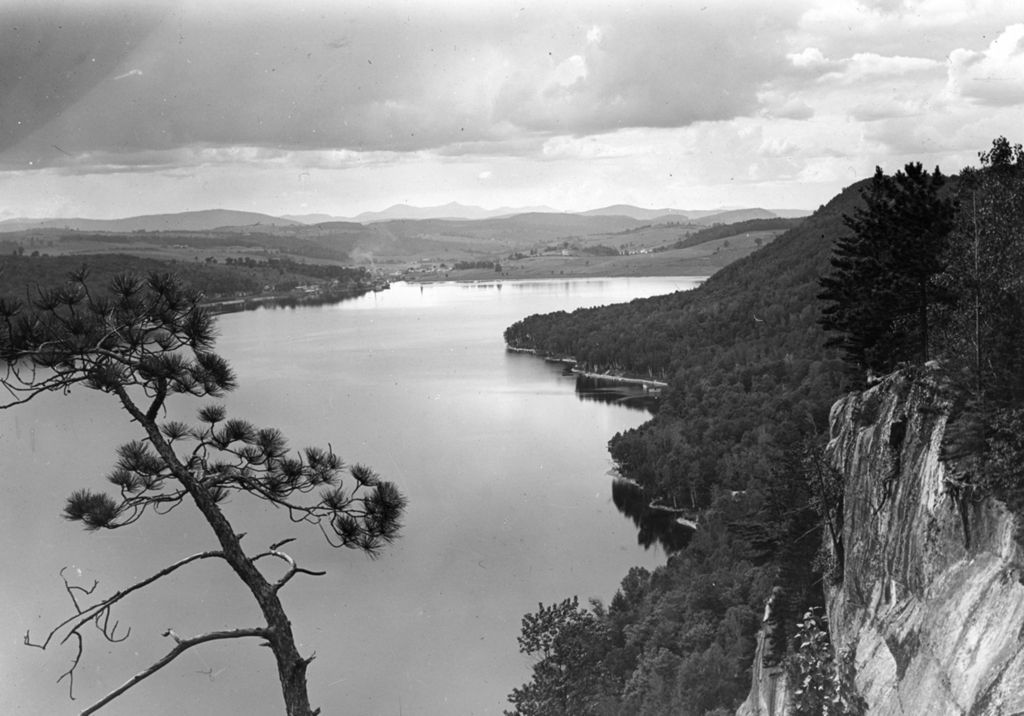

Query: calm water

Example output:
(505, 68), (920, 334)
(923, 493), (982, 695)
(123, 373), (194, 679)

(0, 277), (701, 715)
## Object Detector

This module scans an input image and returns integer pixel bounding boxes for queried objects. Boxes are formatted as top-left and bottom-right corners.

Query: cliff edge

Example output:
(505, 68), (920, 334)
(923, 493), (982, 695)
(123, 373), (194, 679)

(825, 369), (1024, 714)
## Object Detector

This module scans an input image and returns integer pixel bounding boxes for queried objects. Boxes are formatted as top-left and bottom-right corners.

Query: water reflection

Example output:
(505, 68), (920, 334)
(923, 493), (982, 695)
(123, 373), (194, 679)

(611, 477), (696, 552)
(207, 290), (371, 314)
(574, 374), (660, 413)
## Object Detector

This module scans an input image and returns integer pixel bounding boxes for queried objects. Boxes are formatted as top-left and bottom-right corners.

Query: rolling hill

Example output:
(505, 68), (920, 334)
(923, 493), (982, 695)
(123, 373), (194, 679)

(0, 209), (302, 233)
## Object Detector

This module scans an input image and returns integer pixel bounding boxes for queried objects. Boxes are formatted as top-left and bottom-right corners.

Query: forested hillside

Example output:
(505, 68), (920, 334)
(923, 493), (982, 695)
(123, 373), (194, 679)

(502, 183), (864, 714)
(0, 254), (373, 303)
(505, 184), (862, 502)
(504, 138), (1024, 715)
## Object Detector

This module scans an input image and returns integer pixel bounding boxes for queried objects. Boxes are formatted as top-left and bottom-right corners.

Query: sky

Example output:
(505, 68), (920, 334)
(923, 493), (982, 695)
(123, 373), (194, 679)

(1, 0), (1022, 220)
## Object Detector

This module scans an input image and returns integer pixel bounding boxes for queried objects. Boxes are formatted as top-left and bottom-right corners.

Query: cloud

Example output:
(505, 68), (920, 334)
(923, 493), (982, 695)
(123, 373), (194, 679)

(785, 46), (941, 83)
(787, 47), (842, 74)
(843, 52), (941, 80)
(0, 3), (166, 153)
(794, 0), (1023, 59)
(758, 90), (815, 120)
(758, 136), (799, 157)
(0, 1), (808, 171)
(947, 23), (1024, 106)
(494, 5), (801, 135)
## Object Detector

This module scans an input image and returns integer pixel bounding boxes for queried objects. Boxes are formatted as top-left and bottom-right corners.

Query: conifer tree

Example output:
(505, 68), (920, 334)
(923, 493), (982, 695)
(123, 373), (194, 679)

(819, 163), (955, 378)
(0, 270), (406, 715)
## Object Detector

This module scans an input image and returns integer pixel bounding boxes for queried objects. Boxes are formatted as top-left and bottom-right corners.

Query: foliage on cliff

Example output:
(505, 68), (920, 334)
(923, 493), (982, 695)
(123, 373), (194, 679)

(933, 138), (1024, 517)
(787, 609), (866, 716)
(818, 137), (1024, 522)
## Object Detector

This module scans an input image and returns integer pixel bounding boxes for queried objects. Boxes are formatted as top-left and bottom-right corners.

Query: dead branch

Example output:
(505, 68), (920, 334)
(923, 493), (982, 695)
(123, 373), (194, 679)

(25, 550), (226, 701)
(252, 538), (327, 593)
(80, 626), (271, 715)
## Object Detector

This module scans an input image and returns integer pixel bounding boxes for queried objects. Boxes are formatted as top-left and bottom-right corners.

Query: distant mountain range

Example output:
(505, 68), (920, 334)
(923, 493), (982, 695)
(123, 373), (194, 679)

(0, 204), (811, 234)
(580, 205), (691, 220)
(339, 202), (560, 223)
(0, 209), (302, 233)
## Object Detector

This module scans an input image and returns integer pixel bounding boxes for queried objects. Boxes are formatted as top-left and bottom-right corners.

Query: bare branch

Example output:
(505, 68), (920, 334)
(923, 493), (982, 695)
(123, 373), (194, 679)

(80, 627), (271, 716)
(27, 551), (226, 652)
(252, 539), (327, 593)
(25, 551), (227, 701)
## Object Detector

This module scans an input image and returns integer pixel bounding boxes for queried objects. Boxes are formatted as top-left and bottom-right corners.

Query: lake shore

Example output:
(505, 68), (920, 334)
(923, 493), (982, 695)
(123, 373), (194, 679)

(507, 347), (669, 389)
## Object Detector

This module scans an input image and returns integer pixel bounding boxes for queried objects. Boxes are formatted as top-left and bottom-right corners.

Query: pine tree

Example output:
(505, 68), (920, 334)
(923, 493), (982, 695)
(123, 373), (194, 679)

(0, 270), (406, 715)
(819, 163), (955, 378)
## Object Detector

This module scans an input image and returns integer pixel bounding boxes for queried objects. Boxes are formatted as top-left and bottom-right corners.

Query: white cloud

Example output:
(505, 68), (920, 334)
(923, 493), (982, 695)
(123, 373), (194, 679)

(849, 97), (924, 121)
(788, 47), (839, 73)
(947, 23), (1024, 106)
(758, 137), (800, 157)
(550, 54), (588, 88)
(843, 52), (942, 79)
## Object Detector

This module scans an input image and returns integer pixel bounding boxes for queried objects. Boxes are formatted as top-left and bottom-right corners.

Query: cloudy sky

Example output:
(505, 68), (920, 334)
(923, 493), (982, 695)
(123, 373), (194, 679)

(1, 0), (1022, 220)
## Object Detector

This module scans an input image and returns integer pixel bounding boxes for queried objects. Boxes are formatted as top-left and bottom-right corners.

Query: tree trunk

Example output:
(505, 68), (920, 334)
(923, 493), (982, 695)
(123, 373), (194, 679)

(114, 386), (319, 715)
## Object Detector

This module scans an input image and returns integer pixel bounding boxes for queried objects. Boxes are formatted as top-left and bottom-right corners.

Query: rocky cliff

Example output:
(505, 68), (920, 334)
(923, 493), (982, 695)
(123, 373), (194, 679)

(829, 370), (1024, 714)
(740, 369), (1024, 715)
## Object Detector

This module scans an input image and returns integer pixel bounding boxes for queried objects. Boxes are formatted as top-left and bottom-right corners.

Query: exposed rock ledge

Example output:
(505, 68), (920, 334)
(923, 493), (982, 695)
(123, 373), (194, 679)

(829, 370), (1024, 714)
(740, 369), (1024, 715)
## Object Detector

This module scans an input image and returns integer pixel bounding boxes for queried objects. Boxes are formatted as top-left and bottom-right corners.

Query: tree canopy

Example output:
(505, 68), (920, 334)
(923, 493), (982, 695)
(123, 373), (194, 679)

(934, 137), (1024, 514)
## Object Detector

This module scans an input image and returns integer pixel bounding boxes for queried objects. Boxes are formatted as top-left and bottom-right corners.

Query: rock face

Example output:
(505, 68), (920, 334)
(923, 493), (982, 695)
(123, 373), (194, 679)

(825, 370), (1024, 714)
(736, 626), (790, 716)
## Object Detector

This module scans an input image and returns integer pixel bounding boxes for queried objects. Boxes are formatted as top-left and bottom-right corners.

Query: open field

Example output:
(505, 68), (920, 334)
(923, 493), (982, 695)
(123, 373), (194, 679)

(407, 228), (783, 281)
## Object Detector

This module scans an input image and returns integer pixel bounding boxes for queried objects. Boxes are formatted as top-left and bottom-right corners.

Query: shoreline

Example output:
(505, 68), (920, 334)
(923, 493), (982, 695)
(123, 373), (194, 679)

(201, 281), (387, 315)
(507, 345), (668, 389)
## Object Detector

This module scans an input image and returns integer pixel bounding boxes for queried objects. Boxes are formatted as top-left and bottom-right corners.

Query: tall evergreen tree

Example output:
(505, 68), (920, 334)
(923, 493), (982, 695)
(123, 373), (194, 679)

(819, 163), (955, 378)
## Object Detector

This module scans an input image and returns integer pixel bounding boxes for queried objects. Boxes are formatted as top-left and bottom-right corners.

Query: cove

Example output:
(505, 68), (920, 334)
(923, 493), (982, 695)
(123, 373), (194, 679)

(0, 276), (701, 716)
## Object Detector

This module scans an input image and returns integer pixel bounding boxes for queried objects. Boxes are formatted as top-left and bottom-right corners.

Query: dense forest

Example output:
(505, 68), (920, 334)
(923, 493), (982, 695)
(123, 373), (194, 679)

(4, 227), (354, 263)
(0, 254), (374, 303)
(503, 138), (1024, 715)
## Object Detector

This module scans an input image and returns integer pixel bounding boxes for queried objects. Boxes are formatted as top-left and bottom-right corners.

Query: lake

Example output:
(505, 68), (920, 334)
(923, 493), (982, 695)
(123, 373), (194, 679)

(0, 276), (701, 715)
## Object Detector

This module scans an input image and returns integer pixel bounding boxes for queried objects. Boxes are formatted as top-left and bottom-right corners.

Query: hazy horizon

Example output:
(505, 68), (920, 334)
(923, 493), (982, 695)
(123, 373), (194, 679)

(0, 201), (814, 223)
